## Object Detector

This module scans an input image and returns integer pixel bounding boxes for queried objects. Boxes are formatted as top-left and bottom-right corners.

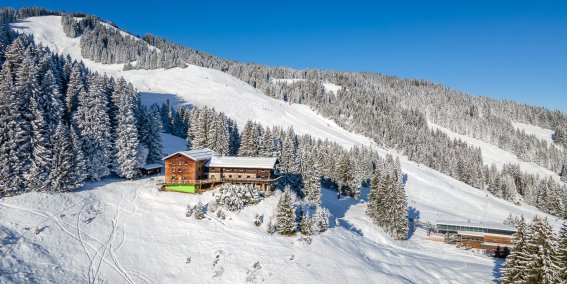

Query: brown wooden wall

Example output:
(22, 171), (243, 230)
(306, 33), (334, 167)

(165, 154), (197, 182)
(485, 235), (513, 245)
(209, 167), (272, 179)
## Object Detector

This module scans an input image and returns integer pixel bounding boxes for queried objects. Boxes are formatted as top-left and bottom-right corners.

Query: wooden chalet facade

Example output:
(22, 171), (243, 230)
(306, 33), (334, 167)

(160, 149), (279, 193)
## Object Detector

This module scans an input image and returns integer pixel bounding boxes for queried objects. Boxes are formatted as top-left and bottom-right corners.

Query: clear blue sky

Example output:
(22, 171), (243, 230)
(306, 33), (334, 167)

(5, 0), (567, 112)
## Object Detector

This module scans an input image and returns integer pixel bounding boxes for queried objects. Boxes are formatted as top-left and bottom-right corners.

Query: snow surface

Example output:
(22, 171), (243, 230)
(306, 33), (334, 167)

(428, 121), (563, 183)
(512, 122), (558, 147)
(4, 15), (565, 283)
(271, 78), (342, 94)
(0, 177), (498, 283)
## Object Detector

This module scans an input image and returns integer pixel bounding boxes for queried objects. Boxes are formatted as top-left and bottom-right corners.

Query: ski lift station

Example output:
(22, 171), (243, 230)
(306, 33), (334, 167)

(436, 220), (516, 253)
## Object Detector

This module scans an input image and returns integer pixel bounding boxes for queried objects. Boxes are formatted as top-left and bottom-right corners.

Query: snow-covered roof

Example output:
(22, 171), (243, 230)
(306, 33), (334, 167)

(163, 149), (220, 161)
(142, 163), (162, 170)
(436, 220), (516, 232)
(205, 156), (278, 169)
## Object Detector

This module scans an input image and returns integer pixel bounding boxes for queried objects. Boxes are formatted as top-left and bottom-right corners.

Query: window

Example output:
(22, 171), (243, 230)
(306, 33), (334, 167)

(229, 175), (232, 178)
(246, 176), (250, 178)
(238, 175), (242, 178)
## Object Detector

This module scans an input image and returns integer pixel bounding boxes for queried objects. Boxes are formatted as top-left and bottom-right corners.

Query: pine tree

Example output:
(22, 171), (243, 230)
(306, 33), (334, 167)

(524, 216), (561, 284)
(336, 152), (354, 196)
(503, 216), (530, 284)
(114, 81), (141, 178)
(49, 122), (75, 191)
(65, 63), (84, 122)
(239, 121), (259, 156)
(275, 188), (296, 235)
(143, 105), (163, 163)
(300, 213), (314, 235)
(69, 124), (87, 189)
(557, 221), (567, 281)
(72, 75), (112, 181)
(366, 169), (382, 220)
(312, 205), (329, 233)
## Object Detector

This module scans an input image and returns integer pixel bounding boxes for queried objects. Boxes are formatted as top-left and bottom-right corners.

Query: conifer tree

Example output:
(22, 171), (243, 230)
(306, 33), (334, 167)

(143, 105), (163, 163)
(312, 205), (329, 233)
(524, 216), (561, 284)
(557, 220), (567, 281)
(300, 213), (314, 235)
(275, 188), (296, 235)
(73, 75), (112, 180)
(49, 122), (75, 191)
(114, 81), (141, 179)
(503, 216), (530, 284)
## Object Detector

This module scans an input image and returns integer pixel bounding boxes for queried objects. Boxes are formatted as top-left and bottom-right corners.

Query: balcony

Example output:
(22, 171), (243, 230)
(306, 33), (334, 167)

(158, 176), (281, 186)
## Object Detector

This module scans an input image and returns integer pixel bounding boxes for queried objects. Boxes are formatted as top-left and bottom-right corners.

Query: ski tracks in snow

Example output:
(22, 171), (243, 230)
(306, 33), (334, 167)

(0, 187), (152, 284)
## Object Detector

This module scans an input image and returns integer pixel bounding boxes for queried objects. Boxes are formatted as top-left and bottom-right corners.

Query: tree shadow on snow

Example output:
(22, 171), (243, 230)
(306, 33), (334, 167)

(407, 206), (420, 240)
(321, 187), (370, 235)
(492, 258), (505, 283)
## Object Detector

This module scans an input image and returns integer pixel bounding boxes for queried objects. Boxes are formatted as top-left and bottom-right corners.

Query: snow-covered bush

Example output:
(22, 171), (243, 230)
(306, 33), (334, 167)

(194, 201), (205, 220)
(214, 185), (262, 211)
(216, 208), (226, 220)
(254, 213), (263, 226)
(185, 204), (193, 217)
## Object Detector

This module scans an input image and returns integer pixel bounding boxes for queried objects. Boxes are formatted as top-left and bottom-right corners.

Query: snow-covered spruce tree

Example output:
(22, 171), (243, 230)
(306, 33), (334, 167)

(366, 168), (383, 221)
(0, 59), (18, 193)
(239, 121), (260, 156)
(557, 221), (567, 281)
(275, 187), (297, 235)
(194, 201), (205, 220)
(336, 152), (354, 196)
(502, 216), (530, 284)
(524, 216), (561, 284)
(69, 124), (87, 189)
(49, 122), (76, 192)
(142, 104), (163, 163)
(391, 167), (409, 240)
(114, 78), (141, 178)
(312, 205), (330, 233)
(72, 74), (112, 181)
(9, 45), (34, 191)
(27, 62), (54, 191)
(300, 213), (314, 235)
(65, 63), (85, 122)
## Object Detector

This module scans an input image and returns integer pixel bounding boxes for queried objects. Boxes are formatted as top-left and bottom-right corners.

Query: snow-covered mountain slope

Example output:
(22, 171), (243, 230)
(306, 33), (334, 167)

(0, 134), (561, 283)
(11, 16), (368, 149)
(512, 122), (558, 148)
(428, 121), (563, 183)
(271, 78), (342, 94)
(0, 176), (496, 283)
(11, 14), (563, 227)
(4, 15), (564, 283)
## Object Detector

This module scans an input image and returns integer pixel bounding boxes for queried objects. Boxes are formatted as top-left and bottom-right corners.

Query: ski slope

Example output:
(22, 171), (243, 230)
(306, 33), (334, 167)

(11, 16), (368, 150)
(4, 15), (565, 283)
(428, 121), (563, 183)
(512, 122), (558, 148)
(271, 78), (343, 94)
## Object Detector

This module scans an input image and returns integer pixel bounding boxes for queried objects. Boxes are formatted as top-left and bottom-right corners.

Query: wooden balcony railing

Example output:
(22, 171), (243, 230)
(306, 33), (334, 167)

(158, 176), (282, 185)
